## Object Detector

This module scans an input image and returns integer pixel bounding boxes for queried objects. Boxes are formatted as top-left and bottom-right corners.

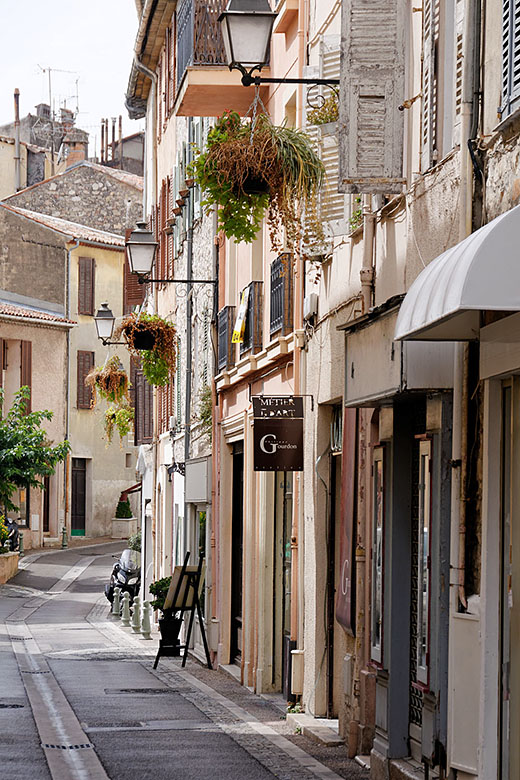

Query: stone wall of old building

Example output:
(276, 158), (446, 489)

(3, 161), (143, 236)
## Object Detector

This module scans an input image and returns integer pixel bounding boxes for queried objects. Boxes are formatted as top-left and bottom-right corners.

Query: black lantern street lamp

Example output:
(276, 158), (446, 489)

(218, 0), (339, 90)
(94, 302), (122, 345)
(126, 221), (158, 277)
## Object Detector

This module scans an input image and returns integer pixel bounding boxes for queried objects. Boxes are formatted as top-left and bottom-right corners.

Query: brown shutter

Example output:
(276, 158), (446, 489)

(135, 369), (153, 445)
(77, 350), (95, 409)
(20, 340), (32, 413)
(78, 257), (95, 315)
(124, 248), (146, 315)
(0, 338), (3, 390)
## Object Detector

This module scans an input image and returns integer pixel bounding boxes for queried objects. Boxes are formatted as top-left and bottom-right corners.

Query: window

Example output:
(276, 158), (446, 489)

(270, 253), (293, 338)
(134, 369), (153, 445)
(76, 350), (94, 409)
(502, 0), (520, 118)
(217, 306), (236, 372)
(416, 438), (432, 686)
(20, 340), (32, 413)
(240, 281), (263, 356)
(371, 446), (385, 664)
(78, 257), (95, 315)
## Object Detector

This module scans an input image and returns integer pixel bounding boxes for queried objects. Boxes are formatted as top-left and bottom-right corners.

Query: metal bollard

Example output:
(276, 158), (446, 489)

(111, 587), (121, 617)
(18, 532), (24, 557)
(121, 591), (131, 627)
(141, 600), (152, 640)
(61, 526), (68, 549)
(131, 595), (141, 633)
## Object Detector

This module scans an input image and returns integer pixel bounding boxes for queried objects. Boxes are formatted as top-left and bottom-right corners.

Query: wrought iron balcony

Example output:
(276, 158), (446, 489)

(177, 0), (227, 88)
(270, 253), (293, 338)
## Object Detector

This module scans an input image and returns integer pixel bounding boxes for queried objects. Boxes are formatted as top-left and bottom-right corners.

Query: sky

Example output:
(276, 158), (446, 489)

(0, 0), (145, 155)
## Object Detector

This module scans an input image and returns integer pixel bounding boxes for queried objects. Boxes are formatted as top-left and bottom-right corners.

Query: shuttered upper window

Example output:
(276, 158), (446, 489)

(502, 0), (520, 117)
(20, 340), (32, 413)
(134, 369), (153, 445)
(77, 350), (94, 409)
(124, 233), (145, 314)
(78, 257), (95, 315)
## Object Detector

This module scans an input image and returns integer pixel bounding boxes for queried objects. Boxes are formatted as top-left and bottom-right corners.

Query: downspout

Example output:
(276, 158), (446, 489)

(184, 118), (194, 507)
(360, 195), (375, 313)
(455, 0), (480, 612)
(14, 89), (21, 192)
(211, 212), (220, 626)
(65, 239), (80, 532)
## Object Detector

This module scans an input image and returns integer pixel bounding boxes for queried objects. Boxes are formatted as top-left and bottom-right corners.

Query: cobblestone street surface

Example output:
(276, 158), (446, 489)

(0, 543), (369, 780)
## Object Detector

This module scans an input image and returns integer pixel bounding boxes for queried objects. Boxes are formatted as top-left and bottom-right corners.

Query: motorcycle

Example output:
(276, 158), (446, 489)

(104, 548), (141, 604)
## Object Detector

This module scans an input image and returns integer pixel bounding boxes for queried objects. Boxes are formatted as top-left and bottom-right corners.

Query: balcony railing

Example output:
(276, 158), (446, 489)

(177, 0), (227, 89)
(240, 281), (263, 357)
(270, 253), (293, 338)
(218, 306), (236, 373)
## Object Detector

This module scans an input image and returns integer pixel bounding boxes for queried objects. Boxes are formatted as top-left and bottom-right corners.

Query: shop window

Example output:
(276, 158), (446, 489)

(371, 445), (385, 664)
(416, 438), (432, 686)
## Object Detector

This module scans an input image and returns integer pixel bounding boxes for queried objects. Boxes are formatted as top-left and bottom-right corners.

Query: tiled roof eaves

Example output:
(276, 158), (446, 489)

(0, 204), (125, 248)
(0, 306), (76, 329)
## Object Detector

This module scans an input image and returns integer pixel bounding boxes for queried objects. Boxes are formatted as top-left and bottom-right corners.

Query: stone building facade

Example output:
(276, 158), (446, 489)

(2, 161), (143, 236)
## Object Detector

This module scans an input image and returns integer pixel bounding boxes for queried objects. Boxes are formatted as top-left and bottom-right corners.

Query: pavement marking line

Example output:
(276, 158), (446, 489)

(6, 554), (111, 780)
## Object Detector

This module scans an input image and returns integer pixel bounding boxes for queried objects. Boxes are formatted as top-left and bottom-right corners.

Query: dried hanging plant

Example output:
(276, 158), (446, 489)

(191, 110), (325, 256)
(115, 312), (177, 386)
(85, 355), (129, 408)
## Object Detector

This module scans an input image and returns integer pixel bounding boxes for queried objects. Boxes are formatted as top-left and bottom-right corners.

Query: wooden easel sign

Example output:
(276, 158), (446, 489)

(153, 552), (212, 670)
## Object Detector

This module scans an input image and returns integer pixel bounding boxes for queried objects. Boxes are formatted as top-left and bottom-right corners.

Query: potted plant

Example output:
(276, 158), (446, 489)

(191, 110), (325, 256)
(104, 401), (134, 445)
(115, 497), (133, 519)
(149, 575), (183, 651)
(85, 356), (129, 407)
(116, 312), (177, 386)
(307, 93), (339, 137)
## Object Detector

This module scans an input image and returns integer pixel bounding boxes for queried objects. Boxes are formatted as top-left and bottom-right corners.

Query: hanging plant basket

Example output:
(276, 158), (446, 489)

(85, 356), (129, 407)
(190, 109), (325, 255)
(116, 312), (177, 387)
(104, 401), (134, 445)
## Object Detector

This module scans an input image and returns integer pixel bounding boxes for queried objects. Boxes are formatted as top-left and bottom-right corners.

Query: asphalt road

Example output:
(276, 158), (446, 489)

(0, 544), (367, 780)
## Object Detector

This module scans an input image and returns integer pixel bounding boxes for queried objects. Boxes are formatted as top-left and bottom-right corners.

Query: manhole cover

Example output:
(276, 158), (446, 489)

(105, 688), (172, 695)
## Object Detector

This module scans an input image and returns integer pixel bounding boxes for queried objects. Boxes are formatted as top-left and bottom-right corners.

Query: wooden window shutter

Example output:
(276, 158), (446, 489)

(76, 350), (94, 409)
(78, 257), (95, 315)
(339, 0), (406, 194)
(134, 369), (153, 445)
(421, 0), (439, 172)
(20, 340), (32, 413)
(124, 234), (146, 314)
(452, 0), (464, 147)
(176, 338), (182, 426)
(502, 0), (520, 117)
(0, 338), (3, 391)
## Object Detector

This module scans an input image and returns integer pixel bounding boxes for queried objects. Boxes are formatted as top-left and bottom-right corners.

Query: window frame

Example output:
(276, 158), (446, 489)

(415, 436), (433, 689)
(371, 444), (386, 665)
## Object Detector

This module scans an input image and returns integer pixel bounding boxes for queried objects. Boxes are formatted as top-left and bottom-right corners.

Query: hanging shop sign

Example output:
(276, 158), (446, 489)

(253, 396), (304, 471)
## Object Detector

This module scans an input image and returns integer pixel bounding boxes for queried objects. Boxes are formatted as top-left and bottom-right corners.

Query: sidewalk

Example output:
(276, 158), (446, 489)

(94, 600), (369, 780)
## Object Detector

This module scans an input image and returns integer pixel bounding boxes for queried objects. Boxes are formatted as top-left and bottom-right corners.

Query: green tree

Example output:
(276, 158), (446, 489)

(0, 386), (70, 513)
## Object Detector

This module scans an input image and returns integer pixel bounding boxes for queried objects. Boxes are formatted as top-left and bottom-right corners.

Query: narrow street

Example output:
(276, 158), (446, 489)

(0, 543), (368, 780)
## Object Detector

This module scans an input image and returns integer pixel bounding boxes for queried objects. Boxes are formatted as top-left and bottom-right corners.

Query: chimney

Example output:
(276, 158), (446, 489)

(119, 115), (123, 169)
(14, 89), (21, 191)
(104, 118), (109, 163)
(111, 117), (116, 160)
(100, 119), (105, 163)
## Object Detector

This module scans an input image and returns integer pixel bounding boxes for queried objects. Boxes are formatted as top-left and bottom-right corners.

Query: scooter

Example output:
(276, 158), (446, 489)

(5, 517), (19, 552)
(104, 548), (141, 604)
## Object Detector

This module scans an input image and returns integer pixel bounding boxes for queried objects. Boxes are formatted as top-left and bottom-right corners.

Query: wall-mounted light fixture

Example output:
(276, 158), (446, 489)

(218, 0), (339, 90)
(94, 302), (125, 345)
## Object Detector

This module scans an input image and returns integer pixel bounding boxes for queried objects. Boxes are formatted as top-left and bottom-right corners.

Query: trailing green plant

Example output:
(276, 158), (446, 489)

(104, 401), (134, 445)
(349, 196), (363, 232)
(0, 387), (70, 513)
(116, 312), (177, 387)
(307, 94), (339, 126)
(197, 384), (212, 440)
(85, 356), (129, 407)
(191, 110), (325, 256)
(149, 575), (172, 612)
(128, 529), (141, 552)
(115, 498), (133, 518)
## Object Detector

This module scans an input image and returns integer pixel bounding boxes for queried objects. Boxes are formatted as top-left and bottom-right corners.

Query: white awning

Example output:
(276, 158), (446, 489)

(395, 204), (520, 341)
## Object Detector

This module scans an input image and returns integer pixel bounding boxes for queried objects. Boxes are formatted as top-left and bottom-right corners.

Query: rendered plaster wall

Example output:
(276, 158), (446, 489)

(68, 244), (137, 538)
(3, 163), (142, 236)
(0, 207), (66, 313)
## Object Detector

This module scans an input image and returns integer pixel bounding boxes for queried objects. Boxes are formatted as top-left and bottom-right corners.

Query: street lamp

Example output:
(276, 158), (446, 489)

(218, 0), (339, 89)
(126, 221), (158, 277)
(94, 303), (125, 346)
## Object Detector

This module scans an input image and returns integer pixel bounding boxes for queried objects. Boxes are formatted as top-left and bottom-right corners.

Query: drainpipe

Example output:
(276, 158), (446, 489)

(360, 195), (375, 313)
(64, 239), (80, 533)
(453, 0), (480, 612)
(184, 119), (194, 491)
(14, 89), (21, 192)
